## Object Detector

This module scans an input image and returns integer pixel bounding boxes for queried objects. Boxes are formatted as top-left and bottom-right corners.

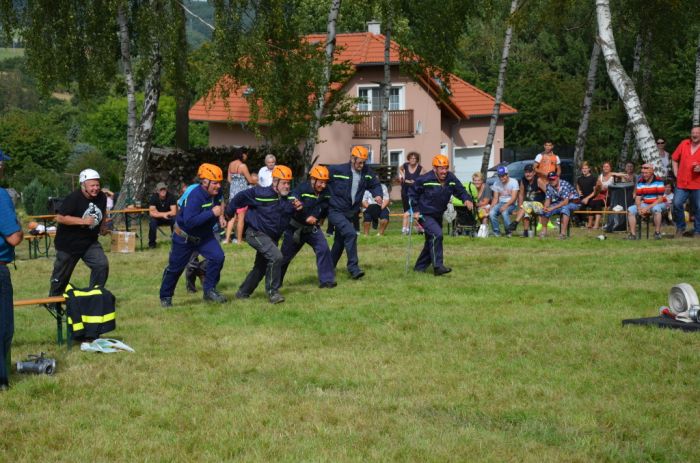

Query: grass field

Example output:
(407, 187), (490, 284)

(3, 223), (700, 461)
(0, 47), (23, 60)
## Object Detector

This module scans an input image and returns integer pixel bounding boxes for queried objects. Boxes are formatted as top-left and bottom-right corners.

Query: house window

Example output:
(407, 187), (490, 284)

(358, 86), (403, 111)
(389, 149), (404, 167)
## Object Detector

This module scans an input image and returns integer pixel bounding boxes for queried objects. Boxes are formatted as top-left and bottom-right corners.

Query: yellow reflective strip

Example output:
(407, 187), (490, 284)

(301, 193), (317, 198)
(424, 182), (441, 186)
(333, 175), (349, 179)
(72, 289), (103, 297)
(81, 312), (116, 324)
(201, 202), (213, 208)
(449, 182), (456, 186)
(255, 197), (278, 202)
(365, 175), (372, 179)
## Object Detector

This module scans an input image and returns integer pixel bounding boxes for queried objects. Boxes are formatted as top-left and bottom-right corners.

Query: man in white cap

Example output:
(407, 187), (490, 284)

(49, 169), (111, 298)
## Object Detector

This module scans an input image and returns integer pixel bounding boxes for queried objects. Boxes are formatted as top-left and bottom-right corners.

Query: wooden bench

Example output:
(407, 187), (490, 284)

(23, 231), (56, 259)
(13, 296), (72, 348)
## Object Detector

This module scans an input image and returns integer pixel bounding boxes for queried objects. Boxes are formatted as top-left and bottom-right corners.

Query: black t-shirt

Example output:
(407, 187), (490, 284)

(577, 174), (597, 197)
(55, 189), (107, 255)
(149, 192), (177, 213)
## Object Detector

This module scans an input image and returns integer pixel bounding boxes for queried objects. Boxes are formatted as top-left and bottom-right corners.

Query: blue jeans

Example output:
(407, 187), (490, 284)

(672, 188), (700, 233)
(489, 203), (516, 235)
(0, 265), (13, 386)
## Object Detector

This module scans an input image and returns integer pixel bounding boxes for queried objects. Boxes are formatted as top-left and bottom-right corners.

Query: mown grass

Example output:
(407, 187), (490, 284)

(2, 223), (700, 462)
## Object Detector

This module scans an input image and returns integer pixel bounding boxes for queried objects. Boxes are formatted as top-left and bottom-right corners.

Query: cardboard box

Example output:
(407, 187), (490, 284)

(111, 231), (136, 253)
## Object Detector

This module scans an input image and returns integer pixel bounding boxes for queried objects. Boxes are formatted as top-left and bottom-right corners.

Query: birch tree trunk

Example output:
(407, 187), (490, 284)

(596, 0), (661, 175)
(301, 0), (341, 173)
(173, 0), (189, 150)
(117, 4), (137, 153)
(114, 40), (163, 209)
(480, 0), (518, 176)
(619, 33), (643, 166)
(694, 33), (700, 126)
(380, 11), (392, 166)
(573, 41), (601, 178)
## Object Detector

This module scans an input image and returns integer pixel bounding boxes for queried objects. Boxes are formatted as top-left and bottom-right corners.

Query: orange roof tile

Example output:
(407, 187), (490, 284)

(189, 32), (516, 123)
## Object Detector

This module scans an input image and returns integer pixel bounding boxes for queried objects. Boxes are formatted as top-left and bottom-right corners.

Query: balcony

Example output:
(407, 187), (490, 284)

(353, 110), (414, 139)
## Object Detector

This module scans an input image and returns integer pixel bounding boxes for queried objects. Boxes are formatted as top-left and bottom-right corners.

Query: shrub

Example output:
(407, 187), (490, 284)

(22, 178), (53, 215)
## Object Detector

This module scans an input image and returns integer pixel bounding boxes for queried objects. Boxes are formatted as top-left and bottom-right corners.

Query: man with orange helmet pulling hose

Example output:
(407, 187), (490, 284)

(408, 154), (473, 275)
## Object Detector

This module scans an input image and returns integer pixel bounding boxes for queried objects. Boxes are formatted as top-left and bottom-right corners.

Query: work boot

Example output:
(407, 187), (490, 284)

(433, 266), (452, 276)
(269, 292), (285, 304)
(203, 289), (227, 303)
(235, 291), (250, 299)
(507, 221), (518, 233)
(319, 282), (337, 288)
(350, 270), (365, 280)
(160, 297), (173, 308)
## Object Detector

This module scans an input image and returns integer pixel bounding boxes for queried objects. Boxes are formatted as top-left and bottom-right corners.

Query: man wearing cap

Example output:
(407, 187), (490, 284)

(227, 165), (301, 304)
(0, 154), (23, 391)
(159, 163), (227, 306)
(489, 165), (519, 237)
(148, 182), (177, 249)
(626, 163), (667, 240)
(49, 169), (111, 298)
(539, 171), (580, 239)
(326, 146), (383, 280)
(409, 154), (473, 275)
(671, 126), (700, 237)
(508, 163), (546, 236)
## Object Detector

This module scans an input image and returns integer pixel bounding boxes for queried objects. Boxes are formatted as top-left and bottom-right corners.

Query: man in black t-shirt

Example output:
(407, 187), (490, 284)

(49, 169), (110, 297)
(148, 182), (177, 248)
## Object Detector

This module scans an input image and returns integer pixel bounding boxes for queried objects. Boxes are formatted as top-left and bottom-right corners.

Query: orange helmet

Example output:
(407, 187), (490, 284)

(351, 145), (369, 160)
(432, 154), (449, 168)
(272, 165), (293, 180)
(197, 163), (223, 182)
(309, 165), (329, 181)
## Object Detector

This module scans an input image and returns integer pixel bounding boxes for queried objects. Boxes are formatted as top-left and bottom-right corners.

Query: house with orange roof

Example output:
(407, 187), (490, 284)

(189, 22), (517, 182)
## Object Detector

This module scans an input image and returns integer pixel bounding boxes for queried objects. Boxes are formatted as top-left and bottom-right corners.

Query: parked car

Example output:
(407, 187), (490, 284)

(486, 158), (575, 187)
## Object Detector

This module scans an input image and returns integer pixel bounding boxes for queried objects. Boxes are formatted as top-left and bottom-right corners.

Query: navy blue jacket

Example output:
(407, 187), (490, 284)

(408, 171), (472, 217)
(287, 182), (330, 228)
(327, 162), (382, 214)
(176, 185), (221, 238)
(227, 185), (295, 241)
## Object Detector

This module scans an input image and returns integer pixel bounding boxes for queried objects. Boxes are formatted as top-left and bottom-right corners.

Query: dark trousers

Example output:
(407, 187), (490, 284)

(185, 252), (207, 290)
(0, 265), (13, 386)
(149, 217), (174, 246)
(160, 234), (224, 298)
(328, 209), (361, 275)
(49, 242), (109, 296)
(238, 228), (283, 297)
(414, 215), (444, 270)
(280, 227), (335, 286)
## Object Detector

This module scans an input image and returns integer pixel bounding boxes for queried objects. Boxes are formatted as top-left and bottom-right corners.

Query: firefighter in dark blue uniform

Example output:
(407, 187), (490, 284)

(409, 154), (473, 275)
(280, 165), (336, 288)
(159, 163), (227, 306)
(327, 146), (383, 279)
(227, 165), (301, 304)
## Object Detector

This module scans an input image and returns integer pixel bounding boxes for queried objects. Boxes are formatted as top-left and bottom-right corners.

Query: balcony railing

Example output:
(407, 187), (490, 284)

(353, 110), (414, 138)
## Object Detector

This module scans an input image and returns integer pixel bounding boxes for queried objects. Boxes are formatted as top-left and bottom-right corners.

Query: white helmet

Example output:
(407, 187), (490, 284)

(79, 169), (100, 184)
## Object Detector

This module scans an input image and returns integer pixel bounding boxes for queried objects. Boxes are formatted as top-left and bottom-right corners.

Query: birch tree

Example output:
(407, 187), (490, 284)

(694, 33), (700, 126)
(301, 0), (342, 173)
(596, 0), (661, 175)
(380, 6), (392, 166)
(618, 33), (643, 166)
(480, 0), (518, 176)
(573, 41), (601, 175)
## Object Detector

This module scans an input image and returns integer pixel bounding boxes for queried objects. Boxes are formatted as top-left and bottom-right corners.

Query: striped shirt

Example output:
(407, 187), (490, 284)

(635, 176), (665, 204)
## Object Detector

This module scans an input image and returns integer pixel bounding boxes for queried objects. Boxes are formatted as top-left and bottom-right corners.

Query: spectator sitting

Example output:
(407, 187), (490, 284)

(626, 163), (667, 240)
(663, 180), (674, 225)
(148, 182), (177, 249)
(362, 183), (390, 236)
(489, 166), (519, 237)
(613, 161), (637, 183)
(576, 161), (605, 229)
(539, 171), (581, 239)
(508, 163), (545, 237)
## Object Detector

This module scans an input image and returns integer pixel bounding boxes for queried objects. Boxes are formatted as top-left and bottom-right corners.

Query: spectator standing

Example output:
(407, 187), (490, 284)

(228, 166), (300, 304)
(399, 152), (423, 234)
(489, 166), (519, 237)
(533, 140), (561, 182)
(159, 164), (227, 307)
(656, 138), (671, 177)
(671, 126), (700, 237)
(362, 183), (390, 236)
(257, 154), (277, 188)
(224, 150), (256, 244)
(49, 169), (111, 298)
(409, 155), (473, 275)
(148, 182), (177, 249)
(326, 146), (382, 280)
(626, 163), (667, 240)
(539, 171), (581, 239)
(576, 161), (604, 229)
(1, 168), (23, 391)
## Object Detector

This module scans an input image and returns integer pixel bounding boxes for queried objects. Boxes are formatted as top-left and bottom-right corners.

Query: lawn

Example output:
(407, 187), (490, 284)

(2, 224), (700, 462)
